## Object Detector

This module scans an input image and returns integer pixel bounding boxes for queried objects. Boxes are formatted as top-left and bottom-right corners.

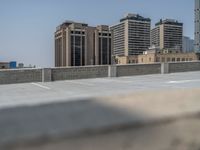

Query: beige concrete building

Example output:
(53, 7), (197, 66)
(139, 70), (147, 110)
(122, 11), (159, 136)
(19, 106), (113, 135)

(138, 50), (199, 64)
(151, 19), (183, 51)
(116, 48), (199, 65)
(55, 21), (112, 67)
(115, 55), (138, 65)
(110, 14), (151, 56)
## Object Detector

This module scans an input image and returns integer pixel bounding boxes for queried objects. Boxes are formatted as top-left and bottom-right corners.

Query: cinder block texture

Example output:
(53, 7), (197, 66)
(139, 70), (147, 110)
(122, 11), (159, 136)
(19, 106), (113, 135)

(51, 66), (109, 81)
(0, 69), (42, 84)
(0, 62), (200, 85)
(169, 61), (200, 73)
(116, 63), (161, 77)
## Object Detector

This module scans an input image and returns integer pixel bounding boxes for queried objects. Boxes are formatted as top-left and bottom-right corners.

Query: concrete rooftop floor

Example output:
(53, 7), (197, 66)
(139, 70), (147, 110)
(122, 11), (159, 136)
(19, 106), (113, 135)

(0, 71), (200, 149)
(0, 71), (200, 109)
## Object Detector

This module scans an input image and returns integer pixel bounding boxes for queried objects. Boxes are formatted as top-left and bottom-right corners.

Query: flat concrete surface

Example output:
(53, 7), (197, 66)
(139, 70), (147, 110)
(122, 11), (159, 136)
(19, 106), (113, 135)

(0, 71), (200, 109)
(15, 117), (200, 150)
(0, 88), (200, 150)
(0, 71), (200, 150)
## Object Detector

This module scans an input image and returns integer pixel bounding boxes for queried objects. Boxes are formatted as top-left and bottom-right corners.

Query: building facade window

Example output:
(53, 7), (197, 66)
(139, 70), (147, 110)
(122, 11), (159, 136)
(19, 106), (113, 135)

(74, 36), (81, 66)
(149, 57), (151, 62)
(108, 38), (111, 64)
(99, 38), (102, 64)
(102, 38), (108, 64)
(156, 57), (160, 62)
(182, 58), (185, 61)
(82, 37), (85, 65)
(71, 35), (84, 66)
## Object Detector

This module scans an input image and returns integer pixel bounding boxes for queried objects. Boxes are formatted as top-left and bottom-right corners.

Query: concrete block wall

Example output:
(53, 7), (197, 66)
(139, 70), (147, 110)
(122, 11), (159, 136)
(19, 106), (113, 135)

(51, 66), (109, 81)
(0, 61), (200, 84)
(116, 63), (161, 77)
(169, 61), (200, 73)
(0, 69), (42, 84)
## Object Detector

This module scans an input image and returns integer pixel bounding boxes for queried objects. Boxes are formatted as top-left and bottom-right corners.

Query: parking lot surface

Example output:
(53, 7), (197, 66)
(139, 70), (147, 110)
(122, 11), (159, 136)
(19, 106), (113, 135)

(0, 71), (200, 109)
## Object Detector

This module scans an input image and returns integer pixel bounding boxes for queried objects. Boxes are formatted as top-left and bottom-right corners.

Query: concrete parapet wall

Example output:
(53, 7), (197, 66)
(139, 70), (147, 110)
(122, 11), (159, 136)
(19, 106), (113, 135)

(0, 69), (42, 84)
(116, 63), (161, 77)
(51, 65), (109, 81)
(169, 61), (200, 73)
(0, 61), (200, 84)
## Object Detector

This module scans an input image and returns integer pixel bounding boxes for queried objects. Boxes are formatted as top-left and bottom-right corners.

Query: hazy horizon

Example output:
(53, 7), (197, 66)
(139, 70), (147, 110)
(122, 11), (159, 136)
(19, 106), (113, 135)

(0, 0), (195, 67)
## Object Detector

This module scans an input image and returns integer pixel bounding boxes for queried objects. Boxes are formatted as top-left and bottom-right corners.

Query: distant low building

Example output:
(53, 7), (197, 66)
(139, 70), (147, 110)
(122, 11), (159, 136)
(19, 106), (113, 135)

(18, 63), (24, 68)
(115, 55), (138, 65)
(0, 61), (17, 69)
(116, 47), (200, 65)
(9, 61), (17, 69)
(0, 62), (10, 69)
(138, 49), (199, 64)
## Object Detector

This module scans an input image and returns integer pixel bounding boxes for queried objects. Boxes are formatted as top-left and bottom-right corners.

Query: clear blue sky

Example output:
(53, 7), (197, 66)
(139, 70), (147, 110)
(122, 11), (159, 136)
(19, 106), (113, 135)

(0, 0), (194, 67)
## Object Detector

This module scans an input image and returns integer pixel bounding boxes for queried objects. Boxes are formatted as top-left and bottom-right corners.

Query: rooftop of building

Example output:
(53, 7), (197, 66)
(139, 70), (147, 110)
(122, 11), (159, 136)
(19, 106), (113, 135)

(0, 71), (200, 149)
(56, 20), (88, 31)
(56, 21), (111, 32)
(155, 19), (183, 26)
(120, 13), (151, 22)
(0, 62), (9, 64)
(96, 25), (110, 31)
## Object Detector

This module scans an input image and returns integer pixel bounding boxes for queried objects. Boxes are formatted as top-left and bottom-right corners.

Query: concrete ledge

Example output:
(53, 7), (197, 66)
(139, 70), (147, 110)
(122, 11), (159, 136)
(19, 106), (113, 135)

(116, 63), (161, 77)
(0, 68), (42, 84)
(0, 61), (200, 84)
(161, 63), (169, 74)
(1, 88), (200, 150)
(108, 65), (117, 77)
(51, 65), (109, 81)
(169, 61), (200, 73)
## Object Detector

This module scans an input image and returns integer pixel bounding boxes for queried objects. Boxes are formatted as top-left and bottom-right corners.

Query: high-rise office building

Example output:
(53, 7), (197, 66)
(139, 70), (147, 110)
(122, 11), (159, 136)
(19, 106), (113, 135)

(195, 0), (200, 52)
(55, 21), (112, 67)
(182, 36), (194, 52)
(110, 14), (151, 56)
(151, 19), (183, 51)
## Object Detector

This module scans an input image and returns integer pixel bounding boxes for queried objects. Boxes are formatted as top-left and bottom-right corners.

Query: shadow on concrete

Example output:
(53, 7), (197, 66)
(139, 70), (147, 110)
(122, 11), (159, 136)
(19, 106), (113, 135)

(0, 94), (200, 150)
